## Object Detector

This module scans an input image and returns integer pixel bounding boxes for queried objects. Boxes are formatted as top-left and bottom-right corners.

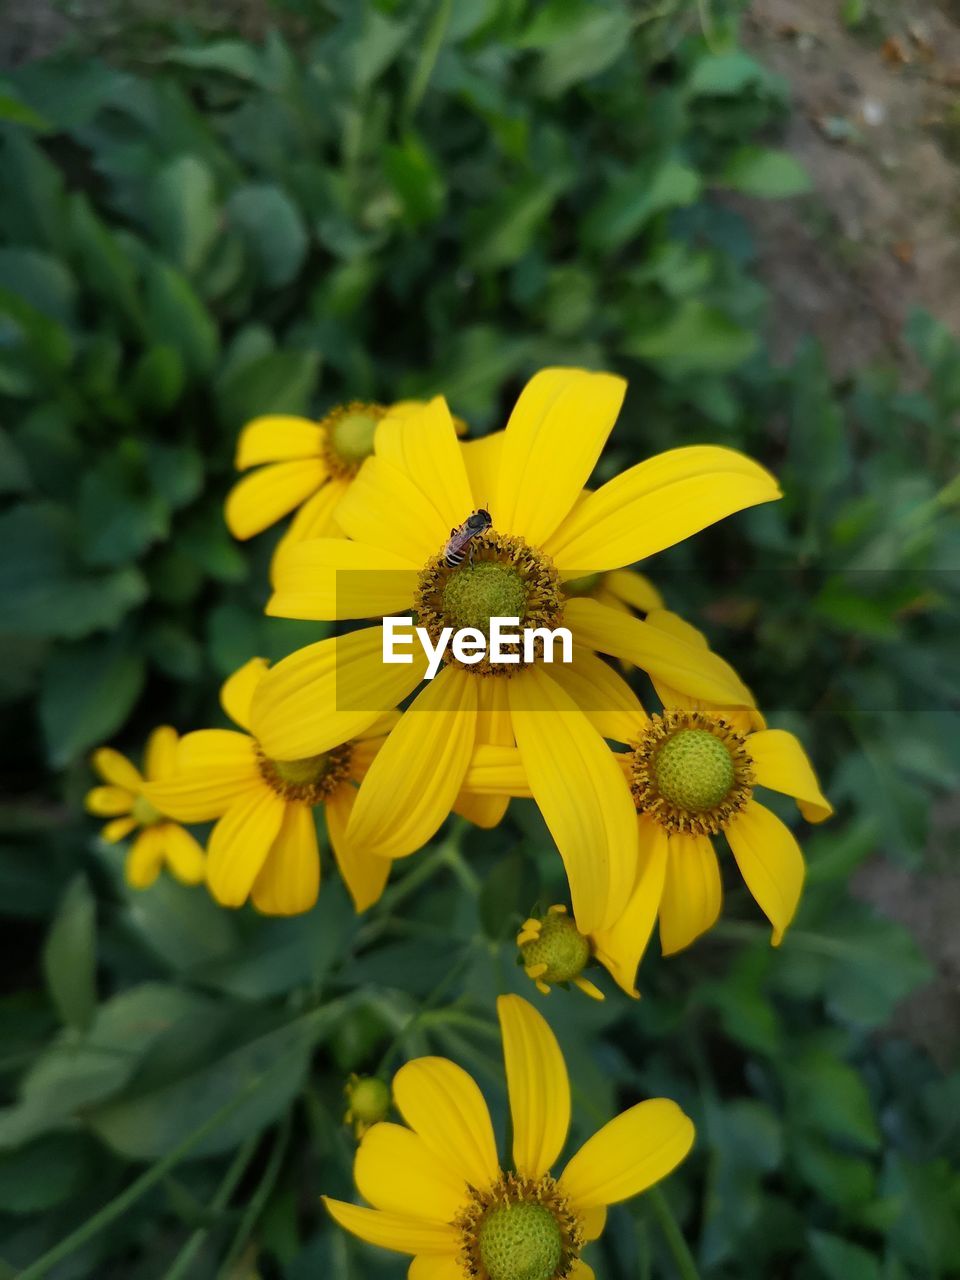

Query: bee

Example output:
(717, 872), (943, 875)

(444, 508), (492, 568)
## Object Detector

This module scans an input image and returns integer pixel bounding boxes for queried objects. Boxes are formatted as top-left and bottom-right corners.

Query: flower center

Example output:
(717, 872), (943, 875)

(321, 402), (388, 477)
(456, 1174), (582, 1280)
(520, 910), (591, 986)
(479, 1204), (563, 1280)
(629, 710), (754, 835)
(415, 532), (564, 677)
(132, 794), (161, 826)
(256, 743), (352, 804)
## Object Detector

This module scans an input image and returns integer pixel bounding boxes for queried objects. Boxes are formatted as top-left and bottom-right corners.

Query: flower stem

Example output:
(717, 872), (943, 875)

(214, 1115), (291, 1280)
(404, 0), (453, 123)
(161, 1134), (259, 1280)
(646, 1186), (701, 1280)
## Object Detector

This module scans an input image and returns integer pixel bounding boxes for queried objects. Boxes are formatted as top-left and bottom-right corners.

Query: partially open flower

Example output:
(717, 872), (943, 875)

(517, 906), (604, 1001)
(344, 1074), (391, 1139)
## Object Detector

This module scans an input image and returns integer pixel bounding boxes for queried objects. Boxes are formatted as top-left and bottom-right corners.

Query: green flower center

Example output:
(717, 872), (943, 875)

(478, 1203), (563, 1280)
(256, 743), (352, 804)
(442, 562), (527, 636)
(132, 794), (161, 826)
(345, 1076), (390, 1127)
(521, 913), (591, 985)
(329, 410), (380, 462)
(653, 729), (735, 812)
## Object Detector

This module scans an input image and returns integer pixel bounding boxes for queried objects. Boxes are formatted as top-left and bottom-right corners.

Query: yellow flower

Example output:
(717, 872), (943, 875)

(225, 401), (464, 551)
(517, 905), (604, 1001)
(85, 728), (204, 890)
(143, 658), (397, 916)
(252, 368), (780, 936)
(323, 994), (694, 1280)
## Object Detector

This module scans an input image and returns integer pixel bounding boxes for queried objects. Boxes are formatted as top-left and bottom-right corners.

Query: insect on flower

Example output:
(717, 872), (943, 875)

(444, 506), (492, 568)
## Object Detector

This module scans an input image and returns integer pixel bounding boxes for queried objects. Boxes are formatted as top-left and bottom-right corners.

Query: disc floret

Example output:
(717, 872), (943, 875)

(629, 709), (754, 835)
(455, 1173), (583, 1280)
(321, 402), (388, 477)
(256, 743), (352, 804)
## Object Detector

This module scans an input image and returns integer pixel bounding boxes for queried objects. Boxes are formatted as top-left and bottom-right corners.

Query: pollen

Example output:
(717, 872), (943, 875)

(321, 402), (388, 477)
(455, 1173), (583, 1280)
(629, 709), (754, 835)
(256, 743), (352, 804)
(416, 531), (565, 677)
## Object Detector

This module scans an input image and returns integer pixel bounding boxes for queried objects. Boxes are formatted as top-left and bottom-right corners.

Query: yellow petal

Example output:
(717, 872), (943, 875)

(747, 729), (833, 823)
(159, 823), (205, 885)
(580, 1204), (606, 1242)
(225, 459), (328, 540)
(280, 475), (349, 547)
(408, 1256), (463, 1280)
(322, 1199), (458, 1256)
(375, 397), (475, 539)
(566, 598), (755, 709)
(267, 538), (419, 621)
(495, 369), (626, 545)
(460, 432), (503, 508)
(85, 786), (134, 817)
(336, 456), (451, 564)
(91, 747), (142, 791)
(101, 815), (137, 843)
(392, 1056), (499, 1193)
(726, 800), (805, 946)
(456, 680), (515, 825)
(250, 626), (425, 760)
(497, 994), (570, 1181)
(235, 415), (325, 469)
(569, 1263), (596, 1280)
(250, 802), (320, 915)
(355, 1123), (468, 1222)
(206, 786), (286, 907)
(644, 611), (765, 730)
(659, 833), (722, 956)
(125, 827), (165, 889)
(144, 726), (178, 782)
(591, 818), (669, 997)
(544, 446), (781, 574)
(561, 1098), (694, 1208)
(545, 647), (647, 744)
(345, 667), (478, 858)
(460, 745), (531, 796)
(508, 668), (638, 933)
(604, 569), (663, 613)
(144, 730), (259, 822)
(453, 791), (510, 829)
(220, 658), (270, 733)
(325, 783), (391, 912)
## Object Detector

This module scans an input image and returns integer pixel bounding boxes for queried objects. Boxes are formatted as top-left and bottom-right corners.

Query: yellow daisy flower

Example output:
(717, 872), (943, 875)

(252, 367), (780, 936)
(323, 993), (695, 1280)
(85, 728), (205, 890)
(225, 401), (465, 550)
(143, 658), (397, 916)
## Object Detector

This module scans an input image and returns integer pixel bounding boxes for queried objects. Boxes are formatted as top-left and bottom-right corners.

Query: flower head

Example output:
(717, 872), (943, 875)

(143, 658), (396, 916)
(344, 1074), (392, 1139)
(253, 368), (780, 936)
(85, 728), (204, 890)
(324, 994), (694, 1279)
(517, 906), (604, 1001)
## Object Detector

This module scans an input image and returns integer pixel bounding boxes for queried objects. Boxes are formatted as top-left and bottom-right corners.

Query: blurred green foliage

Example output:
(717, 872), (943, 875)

(1, 1), (958, 1277)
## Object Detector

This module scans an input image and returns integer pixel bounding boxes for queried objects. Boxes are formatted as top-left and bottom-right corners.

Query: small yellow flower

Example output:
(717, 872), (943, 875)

(143, 658), (397, 916)
(517, 905), (604, 1001)
(253, 367), (780, 937)
(85, 728), (204, 890)
(323, 994), (694, 1279)
(225, 401), (464, 553)
(344, 1074), (392, 1139)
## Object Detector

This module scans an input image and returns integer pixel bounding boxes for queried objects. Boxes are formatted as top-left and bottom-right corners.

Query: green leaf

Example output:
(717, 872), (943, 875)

(216, 349), (320, 431)
(0, 130), (67, 251)
(786, 1048), (880, 1150)
(809, 1231), (881, 1280)
(479, 853), (539, 940)
(0, 248), (76, 324)
(147, 443), (204, 510)
(0, 83), (50, 131)
(68, 194), (143, 329)
(144, 258), (219, 377)
(582, 159), (701, 252)
(383, 134), (446, 228)
(127, 344), (185, 414)
(42, 875), (96, 1031)
(122, 875), (238, 973)
(0, 504), (147, 640)
(0, 428), (31, 495)
(522, 1), (633, 96)
(0, 1133), (101, 1215)
(226, 184), (308, 289)
(721, 147), (811, 198)
(149, 155), (220, 276)
(160, 40), (269, 84)
(468, 178), (564, 270)
(77, 455), (170, 568)
(623, 299), (757, 373)
(39, 633), (145, 767)
(686, 50), (776, 97)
